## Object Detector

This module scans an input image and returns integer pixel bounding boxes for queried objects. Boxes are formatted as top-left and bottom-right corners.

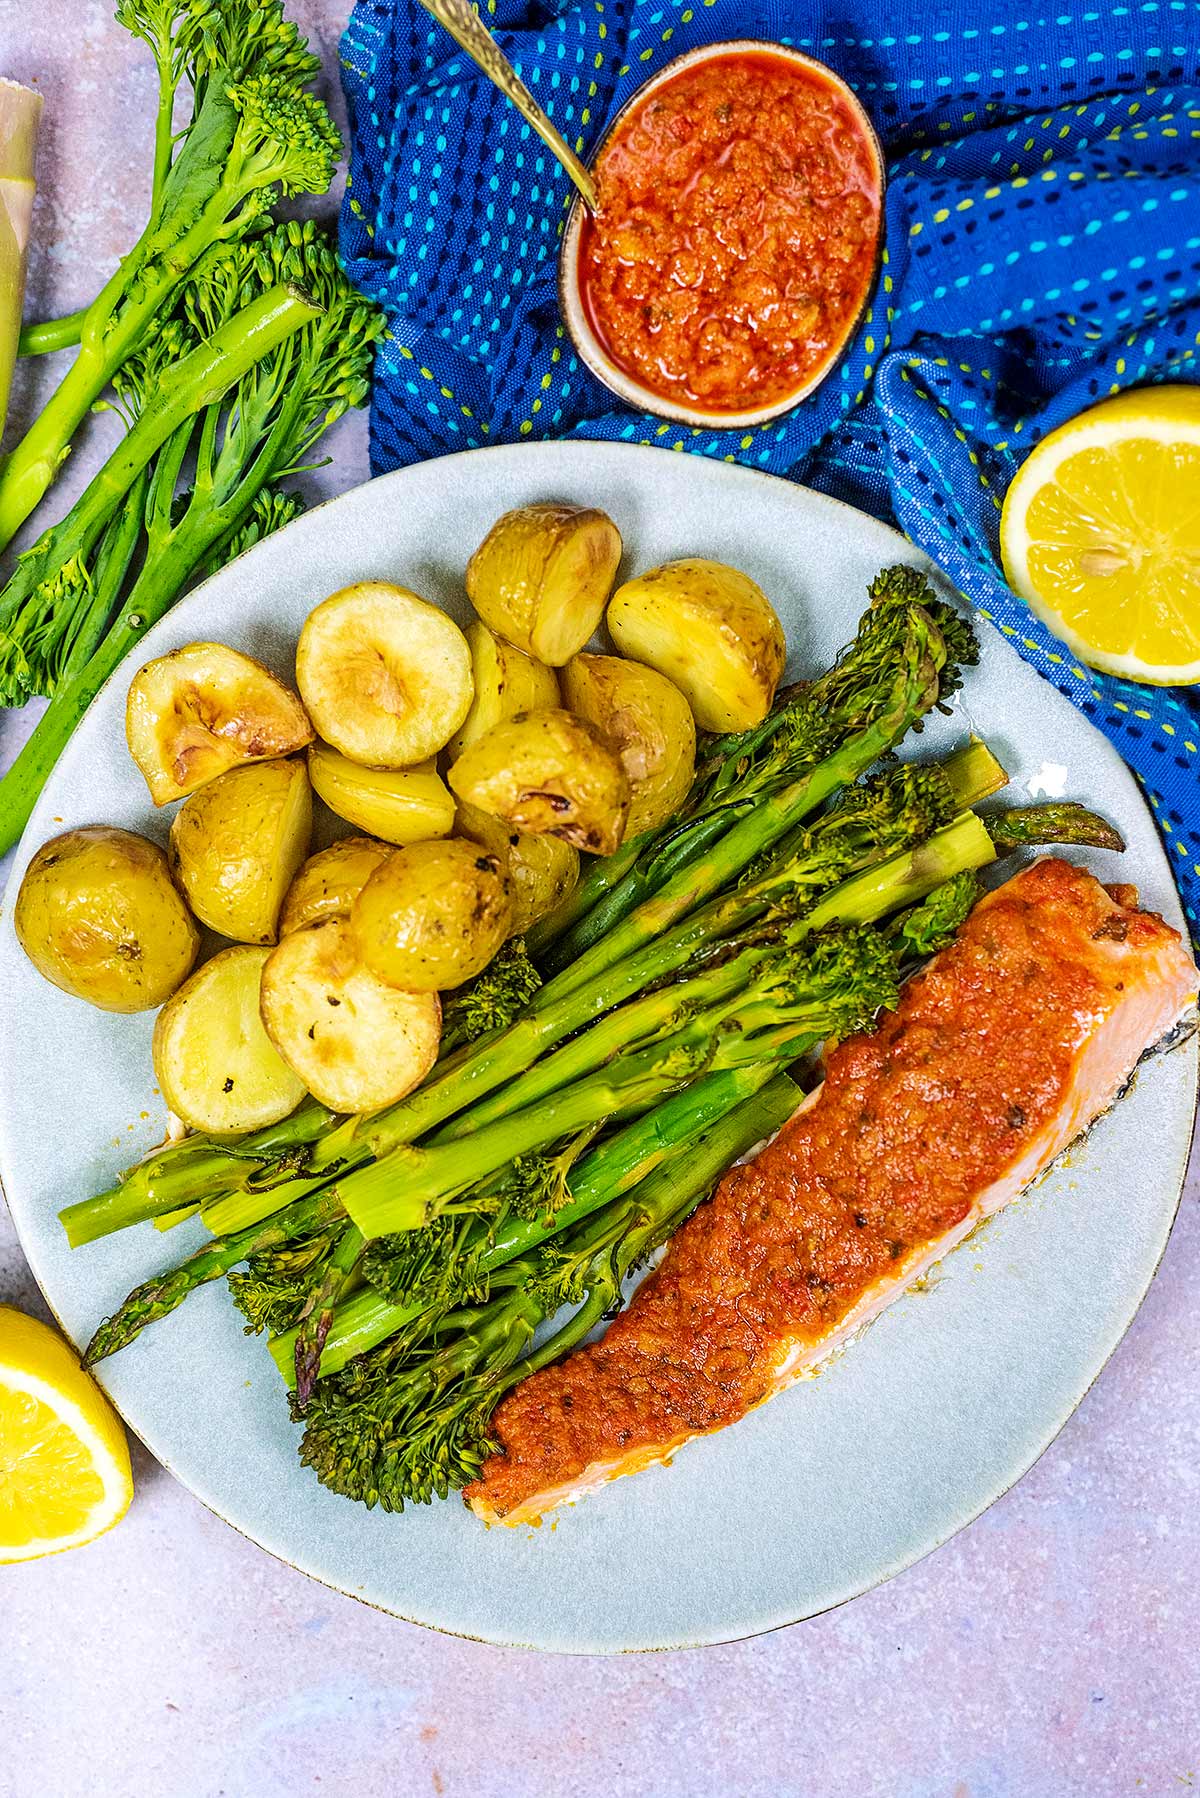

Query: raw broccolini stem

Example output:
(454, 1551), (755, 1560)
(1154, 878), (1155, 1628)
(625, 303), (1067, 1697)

(0, 15), (340, 548)
(0, 283), (320, 694)
(17, 311), (85, 357)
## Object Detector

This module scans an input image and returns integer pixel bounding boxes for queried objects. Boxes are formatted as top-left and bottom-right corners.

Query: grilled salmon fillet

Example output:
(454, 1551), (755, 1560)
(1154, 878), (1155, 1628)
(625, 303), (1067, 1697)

(466, 858), (1197, 1525)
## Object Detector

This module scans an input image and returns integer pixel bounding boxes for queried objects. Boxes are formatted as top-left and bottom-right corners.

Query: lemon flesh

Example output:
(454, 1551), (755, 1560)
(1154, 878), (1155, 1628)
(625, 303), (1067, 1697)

(1000, 385), (1200, 685)
(0, 1305), (132, 1561)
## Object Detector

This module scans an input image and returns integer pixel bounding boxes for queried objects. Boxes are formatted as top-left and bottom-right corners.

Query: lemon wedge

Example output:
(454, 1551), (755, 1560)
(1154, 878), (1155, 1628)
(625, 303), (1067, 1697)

(0, 1304), (132, 1561)
(1000, 385), (1200, 685)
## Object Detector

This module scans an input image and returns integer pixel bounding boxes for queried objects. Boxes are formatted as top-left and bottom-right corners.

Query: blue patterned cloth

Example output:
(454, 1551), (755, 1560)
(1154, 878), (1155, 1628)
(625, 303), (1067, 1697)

(339, 0), (1200, 935)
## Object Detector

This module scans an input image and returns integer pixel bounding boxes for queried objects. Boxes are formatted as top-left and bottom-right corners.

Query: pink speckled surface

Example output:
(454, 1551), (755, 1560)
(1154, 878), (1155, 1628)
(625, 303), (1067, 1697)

(0, 6), (1198, 1793)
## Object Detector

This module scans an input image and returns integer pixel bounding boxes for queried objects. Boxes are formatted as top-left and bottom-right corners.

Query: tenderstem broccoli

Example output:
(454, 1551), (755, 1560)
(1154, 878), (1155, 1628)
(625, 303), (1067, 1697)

(0, 221), (383, 850)
(0, 0), (340, 548)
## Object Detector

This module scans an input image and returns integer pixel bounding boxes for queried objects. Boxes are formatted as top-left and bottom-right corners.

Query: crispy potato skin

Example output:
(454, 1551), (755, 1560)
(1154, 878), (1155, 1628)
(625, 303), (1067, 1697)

(153, 945), (306, 1134)
(560, 652), (696, 839)
(125, 642), (313, 805)
(465, 503), (622, 665)
(307, 743), (455, 845)
(448, 706), (631, 856)
(260, 917), (442, 1113)
(607, 558), (785, 732)
(15, 826), (200, 1013)
(447, 620), (560, 762)
(169, 758), (312, 945)
(455, 800), (580, 936)
(296, 583), (473, 768)
(353, 836), (514, 991)
(279, 837), (392, 936)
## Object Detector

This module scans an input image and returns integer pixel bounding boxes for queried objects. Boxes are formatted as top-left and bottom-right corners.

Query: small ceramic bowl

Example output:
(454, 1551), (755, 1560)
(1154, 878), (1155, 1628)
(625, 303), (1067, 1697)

(558, 40), (885, 431)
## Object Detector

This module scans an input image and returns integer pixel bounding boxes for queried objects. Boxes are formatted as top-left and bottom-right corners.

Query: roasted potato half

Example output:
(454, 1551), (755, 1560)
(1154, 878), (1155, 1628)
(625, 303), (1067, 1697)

(260, 918), (441, 1114)
(607, 558), (786, 732)
(446, 619), (560, 762)
(465, 503), (622, 665)
(15, 826), (200, 1013)
(455, 800), (580, 937)
(560, 652), (696, 840)
(295, 583), (473, 768)
(153, 945), (306, 1135)
(308, 743), (455, 845)
(126, 642), (313, 806)
(279, 837), (393, 936)
(169, 757), (312, 945)
(353, 837), (513, 992)
(449, 707), (630, 855)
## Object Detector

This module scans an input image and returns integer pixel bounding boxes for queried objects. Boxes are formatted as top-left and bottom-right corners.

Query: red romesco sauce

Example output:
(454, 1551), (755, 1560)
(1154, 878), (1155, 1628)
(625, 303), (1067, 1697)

(578, 51), (882, 414)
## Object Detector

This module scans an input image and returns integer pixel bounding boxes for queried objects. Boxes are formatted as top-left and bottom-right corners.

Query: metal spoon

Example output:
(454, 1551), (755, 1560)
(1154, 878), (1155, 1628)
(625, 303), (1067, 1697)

(416, 0), (598, 210)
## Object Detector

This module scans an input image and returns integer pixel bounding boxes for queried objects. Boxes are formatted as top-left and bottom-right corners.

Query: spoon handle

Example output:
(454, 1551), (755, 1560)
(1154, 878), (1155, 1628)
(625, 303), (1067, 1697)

(415, 0), (598, 210)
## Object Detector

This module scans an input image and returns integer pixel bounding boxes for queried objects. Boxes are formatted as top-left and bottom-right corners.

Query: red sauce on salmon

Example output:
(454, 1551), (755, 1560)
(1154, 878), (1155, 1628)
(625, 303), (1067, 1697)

(578, 50), (883, 414)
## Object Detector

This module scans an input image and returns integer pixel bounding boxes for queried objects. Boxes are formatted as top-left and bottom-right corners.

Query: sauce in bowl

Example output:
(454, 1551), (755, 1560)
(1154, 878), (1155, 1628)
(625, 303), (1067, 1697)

(574, 47), (883, 420)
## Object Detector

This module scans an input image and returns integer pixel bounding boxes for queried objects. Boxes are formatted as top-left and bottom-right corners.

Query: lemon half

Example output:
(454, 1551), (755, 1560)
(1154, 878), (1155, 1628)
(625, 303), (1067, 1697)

(0, 1305), (132, 1562)
(1000, 385), (1200, 685)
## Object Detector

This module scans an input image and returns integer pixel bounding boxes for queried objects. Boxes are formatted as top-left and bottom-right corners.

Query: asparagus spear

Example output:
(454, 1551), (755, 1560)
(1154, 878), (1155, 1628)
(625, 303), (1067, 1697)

(83, 1188), (346, 1367)
(295, 1074), (804, 1510)
(60, 604), (971, 1248)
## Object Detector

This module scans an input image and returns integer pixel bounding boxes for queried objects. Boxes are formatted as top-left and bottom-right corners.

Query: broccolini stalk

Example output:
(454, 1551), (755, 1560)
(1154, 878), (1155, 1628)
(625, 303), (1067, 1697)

(294, 1074), (803, 1508)
(0, 0), (339, 547)
(305, 598), (959, 1178)
(434, 753), (984, 1144)
(273, 1066), (783, 1380)
(273, 863), (989, 1385)
(57, 588), (972, 1251)
(533, 568), (978, 973)
(0, 281), (319, 702)
(291, 1223), (365, 1410)
(0, 224), (382, 851)
(336, 923), (907, 1241)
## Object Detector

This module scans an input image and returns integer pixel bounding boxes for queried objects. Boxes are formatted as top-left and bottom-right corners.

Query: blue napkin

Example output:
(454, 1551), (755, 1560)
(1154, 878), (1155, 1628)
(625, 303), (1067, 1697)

(339, 0), (1200, 937)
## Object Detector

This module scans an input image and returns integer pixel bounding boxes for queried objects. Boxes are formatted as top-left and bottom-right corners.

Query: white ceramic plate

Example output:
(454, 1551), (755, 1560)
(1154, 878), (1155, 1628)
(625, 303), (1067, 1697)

(0, 443), (1194, 1653)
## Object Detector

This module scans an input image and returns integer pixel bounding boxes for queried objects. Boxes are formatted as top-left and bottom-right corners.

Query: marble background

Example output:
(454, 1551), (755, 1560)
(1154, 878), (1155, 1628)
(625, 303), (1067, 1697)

(1, 5), (1197, 1795)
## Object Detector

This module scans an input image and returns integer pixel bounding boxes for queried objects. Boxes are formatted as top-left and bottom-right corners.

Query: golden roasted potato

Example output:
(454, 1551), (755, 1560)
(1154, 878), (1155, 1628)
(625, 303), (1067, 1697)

(168, 758), (312, 945)
(455, 800), (580, 937)
(15, 826), (199, 1013)
(448, 707), (631, 855)
(560, 652), (696, 839)
(353, 837), (513, 992)
(295, 583), (473, 768)
(465, 503), (622, 665)
(260, 918), (441, 1114)
(308, 743), (455, 845)
(153, 945), (306, 1134)
(446, 619), (560, 762)
(607, 558), (786, 732)
(279, 837), (393, 936)
(126, 642), (313, 806)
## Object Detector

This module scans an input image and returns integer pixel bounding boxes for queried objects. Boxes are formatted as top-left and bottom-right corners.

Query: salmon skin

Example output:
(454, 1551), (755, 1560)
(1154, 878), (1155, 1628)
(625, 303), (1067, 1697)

(466, 859), (1198, 1526)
